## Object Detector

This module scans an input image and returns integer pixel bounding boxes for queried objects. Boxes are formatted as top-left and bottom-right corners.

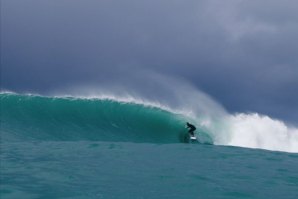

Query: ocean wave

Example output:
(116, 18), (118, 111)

(1, 92), (297, 153)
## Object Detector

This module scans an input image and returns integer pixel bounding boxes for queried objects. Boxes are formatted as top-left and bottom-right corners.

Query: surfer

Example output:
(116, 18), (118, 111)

(186, 122), (196, 137)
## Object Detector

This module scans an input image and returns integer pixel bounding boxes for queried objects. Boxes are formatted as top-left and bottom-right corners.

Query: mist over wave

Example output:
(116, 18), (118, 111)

(1, 91), (297, 153)
(1, 73), (298, 153)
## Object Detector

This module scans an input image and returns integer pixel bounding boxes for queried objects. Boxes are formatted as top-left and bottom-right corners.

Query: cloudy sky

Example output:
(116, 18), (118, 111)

(1, 0), (298, 124)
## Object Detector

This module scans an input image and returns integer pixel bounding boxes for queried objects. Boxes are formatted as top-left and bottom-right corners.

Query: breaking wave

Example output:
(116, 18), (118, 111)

(1, 92), (297, 153)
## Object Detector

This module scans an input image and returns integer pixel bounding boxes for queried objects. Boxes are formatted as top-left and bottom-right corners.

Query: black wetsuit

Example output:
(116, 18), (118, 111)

(186, 123), (196, 137)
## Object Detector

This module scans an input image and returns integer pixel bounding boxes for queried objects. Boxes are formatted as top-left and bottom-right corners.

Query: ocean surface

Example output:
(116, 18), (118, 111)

(1, 93), (298, 199)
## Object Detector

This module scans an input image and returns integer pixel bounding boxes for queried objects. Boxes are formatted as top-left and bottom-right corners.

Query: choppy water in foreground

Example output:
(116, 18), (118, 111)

(1, 141), (298, 199)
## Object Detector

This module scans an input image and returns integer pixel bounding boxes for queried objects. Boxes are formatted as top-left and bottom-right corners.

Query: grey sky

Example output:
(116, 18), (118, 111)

(1, 0), (298, 123)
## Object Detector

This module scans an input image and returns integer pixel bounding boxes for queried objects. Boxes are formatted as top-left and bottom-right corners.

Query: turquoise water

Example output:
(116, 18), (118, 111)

(1, 93), (298, 198)
(0, 93), (212, 144)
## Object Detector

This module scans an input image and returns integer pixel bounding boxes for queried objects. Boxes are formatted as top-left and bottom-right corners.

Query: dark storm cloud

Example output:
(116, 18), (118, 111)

(1, 0), (298, 123)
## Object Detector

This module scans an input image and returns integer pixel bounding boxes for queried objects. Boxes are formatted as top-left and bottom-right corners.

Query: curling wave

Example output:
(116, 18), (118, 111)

(0, 93), (212, 143)
(1, 92), (297, 152)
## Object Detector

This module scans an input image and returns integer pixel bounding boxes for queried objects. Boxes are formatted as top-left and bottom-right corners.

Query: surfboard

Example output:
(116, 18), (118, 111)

(190, 136), (197, 140)
(183, 133), (199, 143)
(190, 136), (199, 144)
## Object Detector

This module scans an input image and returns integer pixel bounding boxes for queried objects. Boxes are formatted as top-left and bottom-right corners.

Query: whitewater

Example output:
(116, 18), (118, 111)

(1, 90), (298, 199)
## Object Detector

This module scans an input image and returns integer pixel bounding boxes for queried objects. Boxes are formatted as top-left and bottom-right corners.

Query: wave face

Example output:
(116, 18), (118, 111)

(0, 93), (206, 143)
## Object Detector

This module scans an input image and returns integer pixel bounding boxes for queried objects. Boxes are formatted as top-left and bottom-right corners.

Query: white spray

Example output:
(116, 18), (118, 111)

(52, 73), (298, 153)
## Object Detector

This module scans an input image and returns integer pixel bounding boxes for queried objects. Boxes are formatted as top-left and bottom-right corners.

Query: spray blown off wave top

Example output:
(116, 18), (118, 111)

(1, 92), (297, 153)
